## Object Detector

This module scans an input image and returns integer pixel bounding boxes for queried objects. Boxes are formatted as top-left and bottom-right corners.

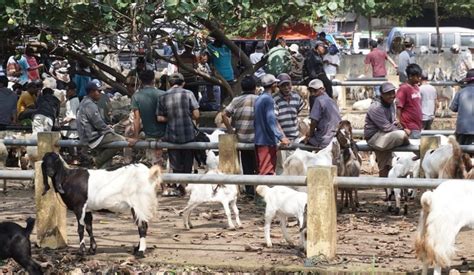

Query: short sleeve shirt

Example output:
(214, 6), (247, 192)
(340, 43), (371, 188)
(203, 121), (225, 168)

(273, 91), (304, 140)
(309, 93), (341, 148)
(224, 94), (257, 143)
(419, 84), (437, 121)
(17, 56), (30, 85)
(396, 83), (422, 131)
(131, 87), (166, 138)
(156, 87), (199, 143)
(364, 48), (388, 77)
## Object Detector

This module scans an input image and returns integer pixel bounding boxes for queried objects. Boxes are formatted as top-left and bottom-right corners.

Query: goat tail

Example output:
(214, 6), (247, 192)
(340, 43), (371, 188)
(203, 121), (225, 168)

(148, 165), (162, 185)
(448, 135), (465, 179)
(256, 185), (269, 198)
(24, 217), (36, 236)
(415, 191), (435, 266)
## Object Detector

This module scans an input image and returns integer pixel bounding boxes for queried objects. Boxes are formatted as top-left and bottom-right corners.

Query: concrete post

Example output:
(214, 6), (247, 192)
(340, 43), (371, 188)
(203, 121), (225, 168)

(306, 165), (337, 259)
(218, 134), (240, 174)
(419, 136), (440, 178)
(335, 74), (346, 109)
(35, 132), (67, 248)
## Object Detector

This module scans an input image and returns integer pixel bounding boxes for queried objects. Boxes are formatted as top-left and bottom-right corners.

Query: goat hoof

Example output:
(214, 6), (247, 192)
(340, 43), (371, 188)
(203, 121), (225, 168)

(393, 207), (401, 215)
(88, 247), (96, 255)
(135, 251), (145, 259)
(403, 205), (408, 215)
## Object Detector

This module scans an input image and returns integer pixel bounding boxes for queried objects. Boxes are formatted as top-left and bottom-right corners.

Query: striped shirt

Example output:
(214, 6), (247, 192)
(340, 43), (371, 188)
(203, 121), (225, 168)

(224, 93), (257, 143)
(156, 87), (199, 144)
(273, 91), (304, 140)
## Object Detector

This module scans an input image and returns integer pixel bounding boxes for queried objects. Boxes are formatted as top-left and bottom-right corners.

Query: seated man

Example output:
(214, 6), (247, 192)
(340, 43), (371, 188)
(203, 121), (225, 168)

(76, 80), (135, 168)
(304, 79), (341, 149)
(364, 82), (410, 178)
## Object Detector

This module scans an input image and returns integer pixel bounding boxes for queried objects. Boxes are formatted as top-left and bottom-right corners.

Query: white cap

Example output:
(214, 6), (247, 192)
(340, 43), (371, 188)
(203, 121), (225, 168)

(451, 44), (460, 52)
(289, 44), (299, 53)
(308, 79), (324, 90)
(261, 74), (280, 87)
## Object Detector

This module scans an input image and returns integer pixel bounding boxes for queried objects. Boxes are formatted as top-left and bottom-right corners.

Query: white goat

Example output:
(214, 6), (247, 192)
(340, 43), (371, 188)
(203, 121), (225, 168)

(415, 180), (474, 275)
(352, 98), (372, 111)
(422, 136), (461, 179)
(256, 185), (307, 249)
(182, 150), (241, 230)
(387, 153), (420, 215)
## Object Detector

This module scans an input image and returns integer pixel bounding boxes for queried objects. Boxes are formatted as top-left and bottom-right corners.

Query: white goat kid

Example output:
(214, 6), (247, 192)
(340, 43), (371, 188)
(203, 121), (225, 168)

(182, 151), (241, 230)
(256, 185), (307, 249)
(415, 180), (474, 275)
(387, 153), (420, 215)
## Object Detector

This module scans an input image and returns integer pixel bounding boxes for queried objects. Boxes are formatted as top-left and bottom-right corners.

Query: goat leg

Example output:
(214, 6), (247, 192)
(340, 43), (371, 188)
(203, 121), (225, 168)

(231, 200), (242, 228)
(84, 212), (96, 255)
(279, 216), (294, 246)
(222, 201), (236, 230)
(132, 208), (148, 258)
(76, 217), (86, 256)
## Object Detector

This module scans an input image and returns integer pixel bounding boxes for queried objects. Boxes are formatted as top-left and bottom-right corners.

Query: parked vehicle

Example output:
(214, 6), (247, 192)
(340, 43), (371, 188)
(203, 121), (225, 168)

(327, 33), (351, 54)
(386, 27), (474, 54)
(351, 31), (383, 55)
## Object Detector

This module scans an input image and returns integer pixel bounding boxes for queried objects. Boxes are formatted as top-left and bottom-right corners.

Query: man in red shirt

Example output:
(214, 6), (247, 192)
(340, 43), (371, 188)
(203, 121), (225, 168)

(396, 63), (423, 139)
(365, 40), (397, 96)
(24, 46), (43, 81)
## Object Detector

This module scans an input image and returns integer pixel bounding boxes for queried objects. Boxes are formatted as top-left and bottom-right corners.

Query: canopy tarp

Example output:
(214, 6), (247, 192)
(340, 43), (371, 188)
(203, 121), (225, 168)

(233, 23), (317, 41)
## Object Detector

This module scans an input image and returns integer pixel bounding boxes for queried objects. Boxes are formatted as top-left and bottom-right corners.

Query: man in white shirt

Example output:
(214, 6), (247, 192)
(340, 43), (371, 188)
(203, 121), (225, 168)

(250, 42), (265, 79)
(419, 73), (437, 130)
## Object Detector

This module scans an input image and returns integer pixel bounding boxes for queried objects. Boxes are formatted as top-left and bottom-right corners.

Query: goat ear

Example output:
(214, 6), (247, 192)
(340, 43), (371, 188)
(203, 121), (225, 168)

(41, 161), (50, 196)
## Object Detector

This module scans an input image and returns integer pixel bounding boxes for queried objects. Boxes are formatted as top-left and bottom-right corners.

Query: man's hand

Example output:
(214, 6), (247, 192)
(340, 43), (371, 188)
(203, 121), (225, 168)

(403, 128), (411, 136)
(127, 137), (138, 147)
(280, 137), (290, 146)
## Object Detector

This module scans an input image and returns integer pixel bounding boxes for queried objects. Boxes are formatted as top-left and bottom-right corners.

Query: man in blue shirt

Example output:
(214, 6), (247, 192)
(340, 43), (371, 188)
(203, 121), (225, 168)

(450, 69), (474, 145)
(254, 74), (289, 175)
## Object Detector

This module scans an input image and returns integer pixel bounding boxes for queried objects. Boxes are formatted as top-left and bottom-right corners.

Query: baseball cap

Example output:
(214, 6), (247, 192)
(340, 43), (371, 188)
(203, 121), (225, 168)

(169, 72), (184, 82)
(261, 74), (279, 87)
(289, 44), (299, 53)
(450, 44), (460, 52)
(462, 69), (474, 83)
(277, 73), (291, 86)
(85, 79), (103, 93)
(314, 40), (326, 48)
(381, 82), (397, 94)
(308, 79), (324, 90)
(403, 36), (414, 45)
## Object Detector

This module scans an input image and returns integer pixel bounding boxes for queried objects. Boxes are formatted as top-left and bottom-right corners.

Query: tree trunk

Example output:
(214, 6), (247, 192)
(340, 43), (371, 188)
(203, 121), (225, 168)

(434, 0), (441, 53)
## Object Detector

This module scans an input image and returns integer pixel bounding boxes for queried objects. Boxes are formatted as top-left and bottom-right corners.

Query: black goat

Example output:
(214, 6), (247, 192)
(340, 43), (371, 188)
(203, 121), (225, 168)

(0, 218), (42, 275)
(41, 152), (161, 257)
(193, 130), (210, 171)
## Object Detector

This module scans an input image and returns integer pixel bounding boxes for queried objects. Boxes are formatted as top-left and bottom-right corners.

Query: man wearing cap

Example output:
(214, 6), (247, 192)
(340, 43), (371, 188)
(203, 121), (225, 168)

(450, 69), (474, 145)
(365, 40), (398, 96)
(131, 70), (166, 166)
(451, 44), (473, 83)
(304, 40), (333, 102)
(254, 74), (290, 175)
(289, 44), (304, 81)
(157, 73), (200, 190)
(364, 82), (410, 178)
(76, 80), (131, 169)
(398, 37), (416, 83)
(396, 63), (423, 138)
(274, 73), (304, 174)
(304, 79), (340, 148)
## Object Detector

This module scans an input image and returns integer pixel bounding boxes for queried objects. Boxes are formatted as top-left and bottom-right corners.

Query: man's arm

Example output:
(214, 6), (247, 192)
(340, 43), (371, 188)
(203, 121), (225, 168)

(132, 109), (141, 138)
(449, 92), (460, 112)
(85, 104), (110, 133)
(387, 55), (398, 69)
(191, 108), (200, 120)
(364, 64), (371, 75)
(221, 111), (234, 134)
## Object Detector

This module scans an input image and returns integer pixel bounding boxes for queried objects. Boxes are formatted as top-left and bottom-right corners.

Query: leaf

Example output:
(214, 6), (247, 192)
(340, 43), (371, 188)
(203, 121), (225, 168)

(165, 0), (179, 8)
(327, 1), (338, 11)
(294, 0), (306, 7)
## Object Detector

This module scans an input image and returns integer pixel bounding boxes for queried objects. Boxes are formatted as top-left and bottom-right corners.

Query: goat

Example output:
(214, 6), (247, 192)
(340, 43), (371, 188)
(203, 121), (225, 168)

(352, 98), (372, 111)
(438, 136), (468, 179)
(415, 180), (474, 275)
(0, 218), (42, 275)
(256, 185), (307, 249)
(336, 120), (362, 210)
(193, 130), (210, 171)
(41, 152), (160, 257)
(182, 150), (241, 230)
(388, 153), (420, 215)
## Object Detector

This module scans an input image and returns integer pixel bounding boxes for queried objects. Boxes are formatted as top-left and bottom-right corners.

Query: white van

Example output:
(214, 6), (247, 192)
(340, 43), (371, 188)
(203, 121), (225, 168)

(386, 27), (474, 54)
(351, 31), (383, 55)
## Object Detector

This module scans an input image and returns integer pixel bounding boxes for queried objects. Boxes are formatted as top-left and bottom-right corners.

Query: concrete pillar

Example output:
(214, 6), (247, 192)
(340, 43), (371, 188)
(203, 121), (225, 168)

(35, 132), (67, 248)
(218, 134), (240, 174)
(335, 74), (346, 109)
(419, 136), (440, 178)
(306, 165), (337, 259)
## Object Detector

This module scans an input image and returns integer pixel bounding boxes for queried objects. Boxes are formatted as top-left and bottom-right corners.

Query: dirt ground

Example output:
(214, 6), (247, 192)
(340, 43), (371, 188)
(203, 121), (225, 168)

(1, 176), (473, 274)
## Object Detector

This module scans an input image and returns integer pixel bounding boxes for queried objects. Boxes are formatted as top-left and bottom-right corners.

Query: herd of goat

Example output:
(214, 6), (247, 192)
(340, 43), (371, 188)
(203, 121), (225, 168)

(1, 118), (473, 275)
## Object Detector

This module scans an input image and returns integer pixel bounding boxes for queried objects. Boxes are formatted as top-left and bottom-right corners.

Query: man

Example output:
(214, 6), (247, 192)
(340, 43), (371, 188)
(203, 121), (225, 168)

(24, 46), (43, 81)
(254, 74), (290, 175)
(6, 46), (23, 84)
(32, 88), (60, 133)
(364, 82), (410, 178)
(131, 70), (166, 166)
(419, 72), (437, 130)
(274, 73), (304, 174)
(0, 75), (17, 127)
(365, 40), (398, 96)
(157, 72), (199, 178)
(304, 41), (333, 102)
(304, 79), (341, 148)
(450, 69), (474, 145)
(250, 42), (265, 79)
(289, 44), (304, 81)
(398, 37), (416, 83)
(396, 63), (423, 139)
(451, 44), (473, 83)
(76, 80), (131, 169)
(266, 41), (292, 76)
(222, 75), (258, 195)
(17, 80), (41, 125)
(323, 44), (341, 79)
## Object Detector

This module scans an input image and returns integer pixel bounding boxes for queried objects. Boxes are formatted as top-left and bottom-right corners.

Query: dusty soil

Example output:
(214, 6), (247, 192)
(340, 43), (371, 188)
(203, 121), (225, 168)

(1, 176), (473, 274)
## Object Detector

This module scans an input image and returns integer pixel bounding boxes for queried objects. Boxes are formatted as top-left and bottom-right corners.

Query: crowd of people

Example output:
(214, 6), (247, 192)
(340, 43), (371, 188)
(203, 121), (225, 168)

(0, 36), (473, 198)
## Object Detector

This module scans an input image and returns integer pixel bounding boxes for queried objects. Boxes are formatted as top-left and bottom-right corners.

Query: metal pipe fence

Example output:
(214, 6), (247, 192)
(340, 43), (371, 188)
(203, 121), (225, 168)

(0, 170), (448, 189)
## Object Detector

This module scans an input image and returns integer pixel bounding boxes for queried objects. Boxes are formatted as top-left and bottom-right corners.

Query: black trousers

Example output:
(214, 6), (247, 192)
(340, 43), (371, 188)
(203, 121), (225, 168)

(168, 149), (194, 173)
(240, 149), (257, 195)
(456, 134), (474, 145)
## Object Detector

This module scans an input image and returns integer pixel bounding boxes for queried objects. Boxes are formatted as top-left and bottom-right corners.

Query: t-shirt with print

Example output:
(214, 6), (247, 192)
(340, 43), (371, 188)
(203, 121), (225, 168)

(364, 48), (388, 77)
(224, 93), (257, 143)
(131, 86), (166, 138)
(26, 55), (40, 81)
(396, 83), (422, 131)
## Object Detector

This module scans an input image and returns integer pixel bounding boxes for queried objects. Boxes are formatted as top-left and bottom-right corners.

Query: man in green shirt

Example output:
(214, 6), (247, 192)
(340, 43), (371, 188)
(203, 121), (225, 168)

(131, 70), (166, 166)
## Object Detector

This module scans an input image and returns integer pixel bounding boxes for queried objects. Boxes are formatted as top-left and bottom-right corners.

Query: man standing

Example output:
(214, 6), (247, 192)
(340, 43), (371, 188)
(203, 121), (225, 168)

(364, 82), (410, 178)
(32, 88), (60, 133)
(365, 40), (397, 96)
(451, 44), (473, 83)
(250, 42), (265, 79)
(131, 70), (166, 166)
(254, 74), (290, 175)
(304, 41), (333, 101)
(0, 76), (17, 127)
(274, 73), (304, 174)
(450, 69), (474, 145)
(304, 79), (341, 148)
(222, 75), (258, 195)
(419, 72), (437, 130)
(398, 37), (416, 83)
(289, 44), (304, 82)
(157, 72), (200, 179)
(76, 80), (131, 169)
(396, 63), (423, 138)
